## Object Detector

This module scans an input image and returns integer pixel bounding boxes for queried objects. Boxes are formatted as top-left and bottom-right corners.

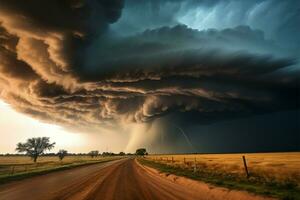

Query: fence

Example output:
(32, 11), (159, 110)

(147, 155), (250, 178)
(0, 156), (109, 176)
(0, 162), (59, 176)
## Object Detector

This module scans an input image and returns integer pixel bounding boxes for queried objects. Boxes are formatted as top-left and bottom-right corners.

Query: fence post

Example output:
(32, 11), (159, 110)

(11, 166), (15, 175)
(183, 157), (186, 165)
(172, 157), (174, 163)
(242, 156), (250, 179)
(194, 158), (197, 173)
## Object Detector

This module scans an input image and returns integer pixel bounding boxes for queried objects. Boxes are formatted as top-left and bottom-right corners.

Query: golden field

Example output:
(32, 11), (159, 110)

(0, 155), (121, 178)
(146, 152), (300, 184)
(0, 155), (110, 165)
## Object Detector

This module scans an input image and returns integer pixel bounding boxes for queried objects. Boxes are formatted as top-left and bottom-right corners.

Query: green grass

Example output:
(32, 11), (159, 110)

(0, 157), (121, 185)
(139, 159), (300, 200)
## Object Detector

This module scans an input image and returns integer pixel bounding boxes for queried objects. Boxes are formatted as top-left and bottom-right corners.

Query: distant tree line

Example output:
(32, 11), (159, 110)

(0, 137), (147, 163)
(0, 152), (133, 157)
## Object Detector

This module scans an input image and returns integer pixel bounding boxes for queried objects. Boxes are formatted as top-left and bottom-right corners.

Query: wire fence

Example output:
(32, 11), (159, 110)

(147, 155), (255, 179)
(145, 153), (300, 185)
(0, 156), (120, 176)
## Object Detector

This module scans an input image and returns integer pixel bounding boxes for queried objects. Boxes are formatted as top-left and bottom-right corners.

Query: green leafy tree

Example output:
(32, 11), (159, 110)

(16, 137), (55, 162)
(119, 152), (125, 156)
(135, 148), (148, 156)
(57, 149), (68, 161)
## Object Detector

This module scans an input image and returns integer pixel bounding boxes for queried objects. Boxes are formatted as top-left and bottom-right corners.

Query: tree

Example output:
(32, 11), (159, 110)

(57, 149), (68, 161)
(16, 137), (55, 162)
(135, 148), (147, 156)
(89, 150), (99, 158)
(119, 152), (125, 156)
(102, 152), (115, 156)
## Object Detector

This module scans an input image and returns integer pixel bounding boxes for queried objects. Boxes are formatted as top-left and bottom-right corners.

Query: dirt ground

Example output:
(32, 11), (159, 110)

(0, 158), (276, 200)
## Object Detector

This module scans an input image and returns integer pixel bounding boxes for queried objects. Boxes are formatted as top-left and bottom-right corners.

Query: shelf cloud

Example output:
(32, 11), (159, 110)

(0, 0), (299, 152)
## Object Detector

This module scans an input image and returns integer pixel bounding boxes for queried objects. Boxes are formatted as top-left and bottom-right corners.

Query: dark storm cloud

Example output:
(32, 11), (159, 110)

(0, 0), (123, 31)
(83, 24), (282, 77)
(0, 0), (299, 135)
(113, 0), (300, 55)
(0, 26), (37, 81)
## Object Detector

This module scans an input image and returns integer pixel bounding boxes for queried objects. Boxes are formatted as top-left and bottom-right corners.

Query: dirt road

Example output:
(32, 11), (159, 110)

(0, 158), (273, 200)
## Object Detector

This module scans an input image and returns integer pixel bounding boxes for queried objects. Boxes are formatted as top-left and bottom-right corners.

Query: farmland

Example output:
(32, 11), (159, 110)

(0, 155), (122, 184)
(1, 153), (299, 200)
(146, 152), (300, 184)
(142, 152), (300, 199)
(0, 158), (275, 200)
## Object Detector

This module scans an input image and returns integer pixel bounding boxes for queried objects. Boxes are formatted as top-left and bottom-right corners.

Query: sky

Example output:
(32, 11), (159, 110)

(0, 100), (85, 153)
(0, 100), (131, 153)
(0, 0), (299, 154)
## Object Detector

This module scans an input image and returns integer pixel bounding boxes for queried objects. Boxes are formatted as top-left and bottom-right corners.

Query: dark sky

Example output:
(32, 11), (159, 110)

(0, 0), (299, 153)
(188, 110), (300, 153)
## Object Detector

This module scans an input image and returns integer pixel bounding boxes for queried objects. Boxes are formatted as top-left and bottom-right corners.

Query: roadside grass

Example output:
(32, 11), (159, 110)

(147, 152), (300, 185)
(0, 156), (123, 185)
(139, 159), (300, 200)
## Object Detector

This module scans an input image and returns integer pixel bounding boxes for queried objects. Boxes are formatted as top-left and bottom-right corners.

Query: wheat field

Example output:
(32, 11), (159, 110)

(0, 155), (120, 177)
(147, 152), (300, 184)
(0, 155), (108, 164)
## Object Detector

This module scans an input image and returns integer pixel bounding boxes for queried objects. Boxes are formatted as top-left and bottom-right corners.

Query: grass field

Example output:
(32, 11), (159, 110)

(0, 155), (123, 184)
(143, 152), (300, 200)
(147, 152), (300, 184)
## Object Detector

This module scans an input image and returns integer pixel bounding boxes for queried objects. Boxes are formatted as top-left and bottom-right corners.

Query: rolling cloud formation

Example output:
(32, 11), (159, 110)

(0, 0), (299, 135)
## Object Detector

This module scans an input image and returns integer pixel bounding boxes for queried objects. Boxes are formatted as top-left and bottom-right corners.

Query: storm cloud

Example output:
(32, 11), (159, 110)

(0, 0), (299, 151)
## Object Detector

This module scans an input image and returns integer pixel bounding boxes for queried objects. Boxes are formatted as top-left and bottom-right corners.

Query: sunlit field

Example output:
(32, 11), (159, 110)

(146, 152), (300, 185)
(0, 155), (122, 181)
